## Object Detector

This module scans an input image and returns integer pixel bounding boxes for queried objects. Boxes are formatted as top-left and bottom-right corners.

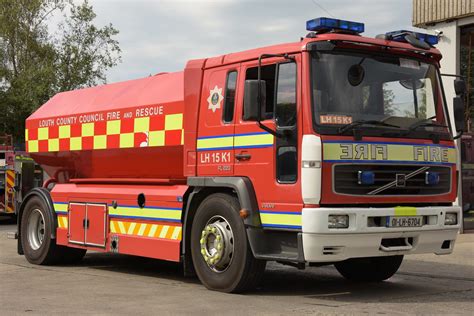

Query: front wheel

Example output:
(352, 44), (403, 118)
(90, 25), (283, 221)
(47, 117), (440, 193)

(334, 255), (404, 282)
(190, 193), (266, 293)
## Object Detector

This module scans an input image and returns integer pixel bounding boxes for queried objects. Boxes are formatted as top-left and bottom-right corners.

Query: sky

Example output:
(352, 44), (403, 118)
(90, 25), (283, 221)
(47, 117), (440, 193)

(80, 0), (425, 84)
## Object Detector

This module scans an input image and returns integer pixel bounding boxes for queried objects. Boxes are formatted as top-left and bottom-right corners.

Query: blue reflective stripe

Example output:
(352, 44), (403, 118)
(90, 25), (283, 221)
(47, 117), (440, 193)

(260, 210), (302, 215)
(262, 223), (302, 229)
(197, 131), (270, 140)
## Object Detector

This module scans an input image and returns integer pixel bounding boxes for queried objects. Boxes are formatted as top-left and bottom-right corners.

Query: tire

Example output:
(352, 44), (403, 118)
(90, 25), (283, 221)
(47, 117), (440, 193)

(335, 255), (404, 282)
(190, 193), (266, 293)
(20, 196), (62, 265)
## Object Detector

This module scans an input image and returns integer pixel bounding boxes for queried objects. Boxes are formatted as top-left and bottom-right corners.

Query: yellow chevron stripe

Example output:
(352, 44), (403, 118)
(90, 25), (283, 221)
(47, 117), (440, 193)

(57, 216), (68, 229)
(159, 226), (169, 239)
(137, 223), (146, 236)
(148, 224), (158, 237)
(110, 220), (182, 240)
(128, 222), (136, 234)
(118, 221), (126, 234)
(110, 221), (117, 233)
(171, 227), (181, 240)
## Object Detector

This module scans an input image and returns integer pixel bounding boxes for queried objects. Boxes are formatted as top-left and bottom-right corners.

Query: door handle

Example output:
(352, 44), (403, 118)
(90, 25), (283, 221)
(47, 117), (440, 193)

(235, 153), (251, 161)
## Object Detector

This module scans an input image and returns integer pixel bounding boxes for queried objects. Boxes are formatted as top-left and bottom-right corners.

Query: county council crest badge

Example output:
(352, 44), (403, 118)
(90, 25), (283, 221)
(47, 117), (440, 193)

(207, 85), (224, 113)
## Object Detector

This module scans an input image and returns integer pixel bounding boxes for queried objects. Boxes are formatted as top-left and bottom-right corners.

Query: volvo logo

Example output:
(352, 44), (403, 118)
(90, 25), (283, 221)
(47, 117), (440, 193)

(368, 166), (430, 195)
(395, 174), (406, 187)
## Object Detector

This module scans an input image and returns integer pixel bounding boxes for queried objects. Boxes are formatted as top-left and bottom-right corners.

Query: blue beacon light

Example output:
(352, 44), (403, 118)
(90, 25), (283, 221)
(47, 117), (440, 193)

(306, 17), (365, 34)
(385, 30), (439, 46)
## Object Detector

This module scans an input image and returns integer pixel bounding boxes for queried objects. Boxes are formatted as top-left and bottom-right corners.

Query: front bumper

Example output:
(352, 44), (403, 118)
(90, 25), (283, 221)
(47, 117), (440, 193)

(302, 206), (461, 262)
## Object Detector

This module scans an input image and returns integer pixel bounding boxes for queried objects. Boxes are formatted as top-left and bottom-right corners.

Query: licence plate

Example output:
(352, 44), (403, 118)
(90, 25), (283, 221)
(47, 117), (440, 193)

(386, 216), (422, 228)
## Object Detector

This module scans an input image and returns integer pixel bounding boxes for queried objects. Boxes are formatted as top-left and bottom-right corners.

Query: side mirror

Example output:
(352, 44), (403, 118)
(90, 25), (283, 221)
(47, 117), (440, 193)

(243, 80), (266, 121)
(453, 96), (465, 132)
(454, 78), (466, 95)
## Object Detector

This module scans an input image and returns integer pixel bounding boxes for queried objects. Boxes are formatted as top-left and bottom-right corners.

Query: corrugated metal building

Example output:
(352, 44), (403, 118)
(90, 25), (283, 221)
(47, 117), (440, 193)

(412, 0), (474, 230)
(413, 0), (474, 27)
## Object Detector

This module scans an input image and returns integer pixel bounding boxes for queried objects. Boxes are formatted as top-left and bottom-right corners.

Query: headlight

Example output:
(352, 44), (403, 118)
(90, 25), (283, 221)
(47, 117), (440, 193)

(328, 215), (349, 229)
(444, 213), (457, 225)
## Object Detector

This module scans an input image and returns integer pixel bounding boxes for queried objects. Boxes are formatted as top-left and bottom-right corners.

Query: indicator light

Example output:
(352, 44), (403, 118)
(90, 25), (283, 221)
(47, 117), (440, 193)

(328, 215), (349, 229)
(444, 213), (457, 225)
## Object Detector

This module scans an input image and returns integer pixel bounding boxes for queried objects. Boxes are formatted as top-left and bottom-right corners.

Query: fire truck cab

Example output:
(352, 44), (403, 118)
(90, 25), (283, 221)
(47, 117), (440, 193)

(18, 18), (465, 293)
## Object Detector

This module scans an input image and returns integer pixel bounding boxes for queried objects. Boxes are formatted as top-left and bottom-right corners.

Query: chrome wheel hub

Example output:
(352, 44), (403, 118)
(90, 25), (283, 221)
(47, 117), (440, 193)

(199, 216), (234, 273)
(27, 209), (45, 250)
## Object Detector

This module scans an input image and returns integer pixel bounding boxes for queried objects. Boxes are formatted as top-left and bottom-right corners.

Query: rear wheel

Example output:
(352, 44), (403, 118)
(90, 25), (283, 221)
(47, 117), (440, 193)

(21, 197), (61, 265)
(21, 196), (86, 265)
(190, 193), (266, 293)
(335, 255), (404, 282)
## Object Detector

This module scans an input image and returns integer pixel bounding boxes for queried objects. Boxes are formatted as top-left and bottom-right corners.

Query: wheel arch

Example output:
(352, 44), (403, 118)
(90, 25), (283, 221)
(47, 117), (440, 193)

(181, 177), (261, 275)
(17, 188), (57, 255)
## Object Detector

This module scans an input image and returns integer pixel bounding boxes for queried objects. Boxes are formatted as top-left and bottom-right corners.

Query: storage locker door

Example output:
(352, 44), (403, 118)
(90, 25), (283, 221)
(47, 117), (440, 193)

(85, 203), (107, 247)
(68, 203), (86, 245)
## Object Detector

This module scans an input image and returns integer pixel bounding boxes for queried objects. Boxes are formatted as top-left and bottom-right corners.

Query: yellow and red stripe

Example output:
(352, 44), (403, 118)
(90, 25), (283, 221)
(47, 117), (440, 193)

(26, 113), (184, 153)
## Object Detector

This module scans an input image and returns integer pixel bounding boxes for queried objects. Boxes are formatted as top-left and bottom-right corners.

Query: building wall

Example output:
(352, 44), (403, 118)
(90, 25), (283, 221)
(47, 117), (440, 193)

(413, 0), (474, 27)
(422, 16), (474, 228)
(426, 21), (459, 126)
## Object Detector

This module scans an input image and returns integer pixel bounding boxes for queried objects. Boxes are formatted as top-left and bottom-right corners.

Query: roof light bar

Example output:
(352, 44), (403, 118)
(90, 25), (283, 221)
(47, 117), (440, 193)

(385, 30), (439, 46)
(306, 17), (365, 34)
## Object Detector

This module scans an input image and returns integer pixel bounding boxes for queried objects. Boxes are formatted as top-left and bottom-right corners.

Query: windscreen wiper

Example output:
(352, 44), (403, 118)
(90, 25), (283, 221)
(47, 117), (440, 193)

(406, 116), (447, 133)
(338, 119), (401, 134)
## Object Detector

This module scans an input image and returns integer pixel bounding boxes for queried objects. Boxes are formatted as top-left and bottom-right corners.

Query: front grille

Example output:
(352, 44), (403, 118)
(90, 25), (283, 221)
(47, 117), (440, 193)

(334, 164), (451, 196)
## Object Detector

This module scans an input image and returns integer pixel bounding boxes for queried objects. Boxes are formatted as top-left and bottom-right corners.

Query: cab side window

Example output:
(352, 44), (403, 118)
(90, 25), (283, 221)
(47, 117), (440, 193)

(223, 71), (238, 123)
(275, 62), (297, 127)
(245, 64), (276, 119)
(243, 62), (297, 124)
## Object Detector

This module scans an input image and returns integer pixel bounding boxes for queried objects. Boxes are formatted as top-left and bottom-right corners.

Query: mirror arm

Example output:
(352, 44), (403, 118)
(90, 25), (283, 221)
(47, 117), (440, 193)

(256, 53), (295, 138)
(453, 130), (464, 140)
(440, 73), (466, 79)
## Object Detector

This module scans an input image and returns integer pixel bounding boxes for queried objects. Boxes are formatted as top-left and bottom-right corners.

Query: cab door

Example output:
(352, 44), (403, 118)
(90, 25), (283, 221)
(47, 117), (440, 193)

(234, 54), (303, 230)
(197, 65), (239, 175)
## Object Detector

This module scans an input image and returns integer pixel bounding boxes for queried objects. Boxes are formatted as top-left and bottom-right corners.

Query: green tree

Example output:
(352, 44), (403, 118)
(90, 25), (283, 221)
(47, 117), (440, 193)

(0, 0), (121, 146)
(383, 84), (395, 116)
(55, 2), (120, 91)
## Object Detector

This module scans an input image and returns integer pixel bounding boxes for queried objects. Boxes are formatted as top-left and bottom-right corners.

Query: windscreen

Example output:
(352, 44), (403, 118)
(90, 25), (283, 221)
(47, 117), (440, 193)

(311, 51), (451, 139)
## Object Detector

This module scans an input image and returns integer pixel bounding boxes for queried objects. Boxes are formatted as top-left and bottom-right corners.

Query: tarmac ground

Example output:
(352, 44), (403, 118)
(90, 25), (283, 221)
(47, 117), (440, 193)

(0, 215), (473, 315)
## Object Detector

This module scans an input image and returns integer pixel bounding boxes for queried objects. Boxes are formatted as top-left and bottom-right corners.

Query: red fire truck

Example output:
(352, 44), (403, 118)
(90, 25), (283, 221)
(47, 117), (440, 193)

(0, 135), (15, 214)
(17, 18), (466, 292)
(1, 135), (43, 216)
